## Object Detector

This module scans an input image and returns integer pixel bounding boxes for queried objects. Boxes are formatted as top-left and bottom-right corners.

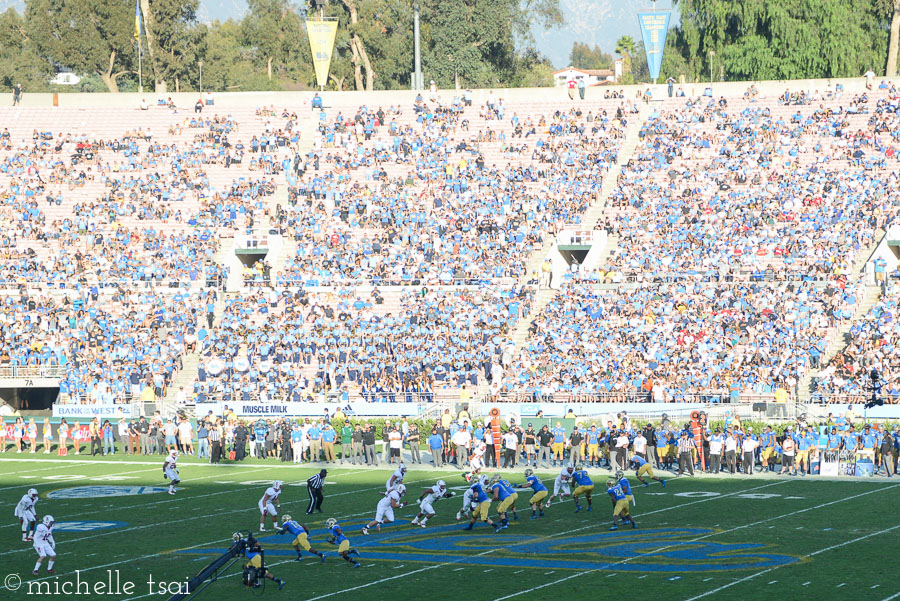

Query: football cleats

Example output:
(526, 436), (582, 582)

(325, 518), (337, 529)
(42, 515), (54, 527)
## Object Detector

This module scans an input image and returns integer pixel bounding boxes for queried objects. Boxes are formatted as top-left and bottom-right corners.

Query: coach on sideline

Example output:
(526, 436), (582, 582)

(306, 469), (327, 514)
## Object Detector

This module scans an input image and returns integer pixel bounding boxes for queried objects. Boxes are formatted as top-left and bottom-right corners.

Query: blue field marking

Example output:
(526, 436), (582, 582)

(179, 526), (798, 573)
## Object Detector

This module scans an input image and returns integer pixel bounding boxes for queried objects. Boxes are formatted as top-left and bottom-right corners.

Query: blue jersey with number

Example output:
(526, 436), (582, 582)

(631, 455), (648, 468)
(282, 520), (305, 536)
(618, 477), (632, 495)
(329, 524), (347, 544)
(607, 484), (626, 501)
(524, 474), (547, 492)
(491, 481), (511, 501)
(572, 470), (593, 486)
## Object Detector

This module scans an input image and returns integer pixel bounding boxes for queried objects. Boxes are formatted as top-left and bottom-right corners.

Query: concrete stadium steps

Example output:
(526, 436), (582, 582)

(508, 286), (559, 364)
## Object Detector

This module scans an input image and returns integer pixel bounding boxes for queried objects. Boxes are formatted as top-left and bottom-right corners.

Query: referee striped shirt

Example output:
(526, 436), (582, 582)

(209, 427), (221, 442)
(307, 473), (324, 490)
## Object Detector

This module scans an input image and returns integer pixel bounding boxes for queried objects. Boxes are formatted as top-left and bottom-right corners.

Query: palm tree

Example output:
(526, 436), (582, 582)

(615, 35), (636, 78)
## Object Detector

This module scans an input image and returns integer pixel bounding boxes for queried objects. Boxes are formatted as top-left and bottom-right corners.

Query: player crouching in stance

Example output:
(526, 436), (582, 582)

(276, 515), (325, 562)
(463, 475), (502, 533)
(489, 475), (518, 528)
(411, 480), (454, 528)
(545, 463), (573, 507)
(465, 442), (487, 483)
(606, 478), (635, 530)
(630, 455), (666, 488)
(456, 483), (476, 522)
(32, 515), (56, 575)
(570, 465), (594, 513)
(259, 481), (283, 531)
(242, 534), (285, 590)
(163, 449), (180, 495)
(516, 469), (548, 519)
(15, 488), (39, 542)
(363, 484), (407, 534)
(325, 518), (361, 568)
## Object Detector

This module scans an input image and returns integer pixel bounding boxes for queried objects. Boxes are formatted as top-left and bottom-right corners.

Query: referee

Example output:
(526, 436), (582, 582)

(306, 469), (327, 514)
(209, 422), (222, 464)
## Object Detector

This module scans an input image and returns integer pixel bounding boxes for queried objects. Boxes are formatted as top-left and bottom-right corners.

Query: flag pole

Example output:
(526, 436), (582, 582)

(139, 37), (143, 94)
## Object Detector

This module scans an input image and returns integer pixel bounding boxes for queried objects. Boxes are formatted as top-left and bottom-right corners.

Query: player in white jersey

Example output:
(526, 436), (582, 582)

(15, 488), (39, 542)
(545, 463), (574, 507)
(457, 474), (487, 520)
(163, 449), (180, 495)
(32, 515), (55, 575)
(363, 484), (407, 534)
(411, 480), (454, 527)
(465, 442), (487, 483)
(385, 463), (407, 493)
(258, 481), (283, 531)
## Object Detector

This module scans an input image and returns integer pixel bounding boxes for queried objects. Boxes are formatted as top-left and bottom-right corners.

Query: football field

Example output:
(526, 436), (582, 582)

(0, 456), (897, 601)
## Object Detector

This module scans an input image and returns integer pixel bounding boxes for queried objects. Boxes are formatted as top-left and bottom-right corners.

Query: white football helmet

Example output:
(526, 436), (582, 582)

(28, 488), (38, 498)
(170, 449), (178, 457)
(325, 518), (337, 529)
(399, 463), (407, 473)
(273, 480), (283, 491)
(566, 462), (574, 473)
(479, 474), (490, 487)
(396, 484), (407, 496)
(42, 515), (54, 527)
(436, 479), (446, 490)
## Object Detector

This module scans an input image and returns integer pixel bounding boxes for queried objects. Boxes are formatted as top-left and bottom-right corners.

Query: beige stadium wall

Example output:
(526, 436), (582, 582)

(0, 76), (888, 110)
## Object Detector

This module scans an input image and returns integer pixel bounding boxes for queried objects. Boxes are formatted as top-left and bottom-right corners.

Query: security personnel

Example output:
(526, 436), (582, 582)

(306, 469), (327, 515)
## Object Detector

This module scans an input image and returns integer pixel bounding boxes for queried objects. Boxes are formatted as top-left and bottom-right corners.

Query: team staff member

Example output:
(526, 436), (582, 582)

(569, 427), (584, 465)
(523, 424), (537, 467)
(340, 421), (353, 464)
(363, 424), (377, 465)
(321, 424), (336, 463)
(742, 430), (759, 474)
(537, 425), (553, 468)
(350, 424), (365, 465)
(306, 469), (327, 515)
(407, 423), (421, 464)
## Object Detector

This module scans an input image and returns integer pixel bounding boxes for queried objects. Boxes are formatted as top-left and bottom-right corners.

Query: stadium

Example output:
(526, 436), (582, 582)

(1, 0), (899, 600)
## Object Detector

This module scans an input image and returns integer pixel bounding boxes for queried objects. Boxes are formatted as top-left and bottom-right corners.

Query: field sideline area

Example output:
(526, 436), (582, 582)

(0, 456), (897, 601)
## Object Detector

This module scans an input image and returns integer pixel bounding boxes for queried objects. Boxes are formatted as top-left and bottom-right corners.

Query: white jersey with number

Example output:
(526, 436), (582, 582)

(375, 489), (401, 523)
(33, 523), (55, 557)
(553, 471), (572, 496)
(386, 469), (405, 492)
(461, 488), (475, 512)
(15, 494), (37, 522)
(420, 484), (445, 514)
(163, 456), (179, 481)
(472, 443), (486, 458)
(259, 487), (280, 515)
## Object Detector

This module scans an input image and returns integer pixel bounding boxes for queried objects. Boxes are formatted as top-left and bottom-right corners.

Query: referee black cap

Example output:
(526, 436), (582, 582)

(320, 469), (327, 476)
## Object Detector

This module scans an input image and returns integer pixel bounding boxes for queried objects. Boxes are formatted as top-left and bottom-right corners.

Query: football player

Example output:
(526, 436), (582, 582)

(259, 481), (283, 531)
(545, 463), (574, 507)
(32, 515), (55, 575)
(516, 468), (548, 519)
(325, 518), (361, 568)
(606, 478), (635, 530)
(490, 475), (518, 528)
(411, 480), (454, 528)
(570, 465), (594, 513)
(363, 484), (407, 534)
(15, 488), (39, 542)
(385, 463), (407, 493)
(630, 455), (666, 487)
(455, 483), (477, 521)
(465, 441), (487, 483)
(616, 469), (635, 506)
(163, 449), (180, 495)
(277, 515), (325, 562)
(463, 475), (501, 533)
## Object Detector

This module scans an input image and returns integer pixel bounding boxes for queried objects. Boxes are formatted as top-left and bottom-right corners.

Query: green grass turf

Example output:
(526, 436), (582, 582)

(0, 454), (897, 601)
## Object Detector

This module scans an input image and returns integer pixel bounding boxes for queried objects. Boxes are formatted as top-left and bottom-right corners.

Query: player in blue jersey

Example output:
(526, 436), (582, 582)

(464, 475), (502, 532)
(324, 518), (361, 568)
(516, 468), (548, 519)
(570, 465), (594, 512)
(277, 515), (326, 562)
(606, 478), (635, 530)
(490, 475), (519, 528)
(615, 470), (635, 506)
(630, 455), (666, 487)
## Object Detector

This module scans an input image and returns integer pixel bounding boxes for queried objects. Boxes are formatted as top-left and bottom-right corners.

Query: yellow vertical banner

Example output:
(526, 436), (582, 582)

(306, 19), (338, 89)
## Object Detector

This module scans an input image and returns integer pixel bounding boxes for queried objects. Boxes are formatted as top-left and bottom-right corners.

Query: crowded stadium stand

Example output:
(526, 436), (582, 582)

(0, 78), (898, 421)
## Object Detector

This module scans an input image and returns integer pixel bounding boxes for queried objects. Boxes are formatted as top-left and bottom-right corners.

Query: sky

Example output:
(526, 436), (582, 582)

(0, 0), (679, 70)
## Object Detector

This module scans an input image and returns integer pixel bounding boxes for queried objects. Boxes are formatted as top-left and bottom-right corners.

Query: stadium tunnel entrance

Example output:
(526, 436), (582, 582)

(0, 386), (59, 411)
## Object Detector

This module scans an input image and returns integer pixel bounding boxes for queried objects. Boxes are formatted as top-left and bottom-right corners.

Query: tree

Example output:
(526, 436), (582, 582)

(569, 42), (613, 71)
(243, 0), (308, 82)
(0, 8), (50, 92)
(615, 35), (636, 82)
(887, 0), (900, 75)
(202, 19), (278, 91)
(26, 0), (136, 92)
(144, 0), (206, 92)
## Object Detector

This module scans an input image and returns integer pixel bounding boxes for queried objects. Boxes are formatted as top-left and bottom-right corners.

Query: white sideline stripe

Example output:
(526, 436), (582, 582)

(490, 481), (900, 601)
(0, 468), (383, 556)
(304, 480), (790, 601)
(683, 522), (900, 601)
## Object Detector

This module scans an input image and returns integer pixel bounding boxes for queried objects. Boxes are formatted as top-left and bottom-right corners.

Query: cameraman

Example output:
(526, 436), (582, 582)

(243, 536), (285, 590)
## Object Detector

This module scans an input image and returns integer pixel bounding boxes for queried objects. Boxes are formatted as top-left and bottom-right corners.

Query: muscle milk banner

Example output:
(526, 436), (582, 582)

(306, 19), (339, 89)
(638, 11), (671, 82)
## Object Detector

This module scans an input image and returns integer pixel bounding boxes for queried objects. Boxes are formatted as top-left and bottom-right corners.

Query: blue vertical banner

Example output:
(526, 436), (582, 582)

(638, 11), (671, 83)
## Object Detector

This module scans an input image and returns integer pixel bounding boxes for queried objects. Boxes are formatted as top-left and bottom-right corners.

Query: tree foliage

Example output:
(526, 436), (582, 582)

(568, 42), (613, 71)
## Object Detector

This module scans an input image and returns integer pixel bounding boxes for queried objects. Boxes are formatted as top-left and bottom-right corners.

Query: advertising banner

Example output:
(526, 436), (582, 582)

(638, 11), (671, 82)
(52, 404), (134, 420)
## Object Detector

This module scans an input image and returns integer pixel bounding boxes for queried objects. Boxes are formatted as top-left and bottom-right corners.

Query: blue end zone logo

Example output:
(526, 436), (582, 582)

(178, 523), (798, 573)
(53, 521), (128, 532)
(47, 486), (177, 499)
